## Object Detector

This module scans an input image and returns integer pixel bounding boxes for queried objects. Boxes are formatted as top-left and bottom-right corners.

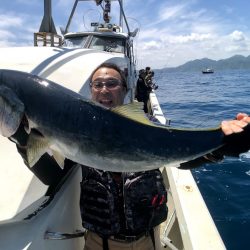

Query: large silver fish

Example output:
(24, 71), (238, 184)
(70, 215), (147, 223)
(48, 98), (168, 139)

(0, 69), (236, 172)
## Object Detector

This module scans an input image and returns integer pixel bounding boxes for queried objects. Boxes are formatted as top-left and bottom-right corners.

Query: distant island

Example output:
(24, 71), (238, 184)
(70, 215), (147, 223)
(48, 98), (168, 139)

(155, 55), (250, 72)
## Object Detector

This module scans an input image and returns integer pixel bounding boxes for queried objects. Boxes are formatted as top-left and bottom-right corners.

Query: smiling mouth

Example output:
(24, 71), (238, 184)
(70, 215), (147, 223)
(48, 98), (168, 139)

(99, 99), (113, 106)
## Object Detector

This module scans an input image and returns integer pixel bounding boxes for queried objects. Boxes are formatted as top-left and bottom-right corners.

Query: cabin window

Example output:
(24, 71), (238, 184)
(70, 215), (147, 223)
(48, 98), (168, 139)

(89, 36), (125, 53)
(63, 36), (88, 48)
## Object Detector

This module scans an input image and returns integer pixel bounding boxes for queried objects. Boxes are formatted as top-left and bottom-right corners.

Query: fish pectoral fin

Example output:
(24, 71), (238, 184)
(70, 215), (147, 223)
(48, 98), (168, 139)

(51, 150), (65, 169)
(26, 130), (50, 168)
(111, 102), (157, 126)
(0, 85), (24, 137)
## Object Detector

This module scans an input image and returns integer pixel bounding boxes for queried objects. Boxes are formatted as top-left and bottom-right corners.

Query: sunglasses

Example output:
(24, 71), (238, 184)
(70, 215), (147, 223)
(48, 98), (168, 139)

(90, 79), (123, 90)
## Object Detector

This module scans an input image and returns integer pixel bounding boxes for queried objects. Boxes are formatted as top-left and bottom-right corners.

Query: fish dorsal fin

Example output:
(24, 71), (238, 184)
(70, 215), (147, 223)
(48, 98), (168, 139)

(111, 102), (156, 126)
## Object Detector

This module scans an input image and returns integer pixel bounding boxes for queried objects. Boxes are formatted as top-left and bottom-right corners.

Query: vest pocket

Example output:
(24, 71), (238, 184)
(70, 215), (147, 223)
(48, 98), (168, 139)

(80, 179), (120, 236)
(124, 170), (168, 232)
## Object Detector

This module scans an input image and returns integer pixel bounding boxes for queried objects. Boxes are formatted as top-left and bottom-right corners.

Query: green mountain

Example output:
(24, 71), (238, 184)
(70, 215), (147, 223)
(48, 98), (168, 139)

(156, 55), (250, 72)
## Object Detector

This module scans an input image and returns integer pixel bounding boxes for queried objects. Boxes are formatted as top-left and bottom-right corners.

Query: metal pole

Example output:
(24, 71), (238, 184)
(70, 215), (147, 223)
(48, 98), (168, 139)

(117, 0), (130, 34)
(64, 0), (79, 34)
(119, 0), (123, 28)
(39, 0), (57, 33)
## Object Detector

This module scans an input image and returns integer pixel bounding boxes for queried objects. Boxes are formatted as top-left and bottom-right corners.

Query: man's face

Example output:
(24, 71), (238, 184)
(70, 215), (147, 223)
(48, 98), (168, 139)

(91, 67), (127, 108)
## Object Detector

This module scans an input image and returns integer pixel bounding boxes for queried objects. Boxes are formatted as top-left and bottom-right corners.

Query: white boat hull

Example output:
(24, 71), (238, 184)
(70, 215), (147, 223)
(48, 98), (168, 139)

(0, 167), (85, 250)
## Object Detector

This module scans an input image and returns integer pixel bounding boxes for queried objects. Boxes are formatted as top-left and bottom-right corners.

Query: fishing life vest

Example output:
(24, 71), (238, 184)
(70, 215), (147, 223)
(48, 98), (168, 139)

(80, 167), (168, 236)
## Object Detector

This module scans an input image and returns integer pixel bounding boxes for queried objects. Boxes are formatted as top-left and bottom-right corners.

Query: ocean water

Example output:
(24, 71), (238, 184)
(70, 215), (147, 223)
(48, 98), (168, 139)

(155, 70), (250, 250)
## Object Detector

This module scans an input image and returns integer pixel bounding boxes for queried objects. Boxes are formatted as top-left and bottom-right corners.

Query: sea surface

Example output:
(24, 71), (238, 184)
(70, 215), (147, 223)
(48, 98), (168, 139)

(155, 69), (250, 250)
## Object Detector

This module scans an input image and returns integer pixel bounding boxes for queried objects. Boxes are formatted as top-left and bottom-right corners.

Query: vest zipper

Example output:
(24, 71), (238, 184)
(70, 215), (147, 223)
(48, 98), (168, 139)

(122, 174), (129, 230)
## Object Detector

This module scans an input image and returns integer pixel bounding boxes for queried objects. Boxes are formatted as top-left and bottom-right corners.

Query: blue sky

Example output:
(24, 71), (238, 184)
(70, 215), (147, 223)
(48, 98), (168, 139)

(1, 0), (250, 69)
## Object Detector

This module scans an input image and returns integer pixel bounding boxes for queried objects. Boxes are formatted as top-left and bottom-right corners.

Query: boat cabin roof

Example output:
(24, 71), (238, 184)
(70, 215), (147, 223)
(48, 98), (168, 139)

(63, 31), (128, 54)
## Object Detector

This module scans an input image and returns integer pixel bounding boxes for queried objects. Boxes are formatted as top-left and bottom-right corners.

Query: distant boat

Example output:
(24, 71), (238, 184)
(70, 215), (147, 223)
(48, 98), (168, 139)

(202, 68), (214, 74)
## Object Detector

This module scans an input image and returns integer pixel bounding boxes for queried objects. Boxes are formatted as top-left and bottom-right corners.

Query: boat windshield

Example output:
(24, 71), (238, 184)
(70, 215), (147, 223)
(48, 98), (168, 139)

(89, 36), (125, 53)
(63, 35), (88, 48)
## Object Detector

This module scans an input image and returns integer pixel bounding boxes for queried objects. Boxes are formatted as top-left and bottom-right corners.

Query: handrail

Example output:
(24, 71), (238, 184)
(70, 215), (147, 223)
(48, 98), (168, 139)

(34, 32), (62, 47)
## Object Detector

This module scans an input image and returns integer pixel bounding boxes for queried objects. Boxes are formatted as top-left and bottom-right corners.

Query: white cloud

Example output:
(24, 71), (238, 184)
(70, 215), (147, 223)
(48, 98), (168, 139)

(0, 9), (41, 47)
(0, 14), (23, 28)
(0, 0), (249, 69)
(142, 40), (162, 50)
(134, 0), (250, 68)
(229, 30), (245, 41)
(55, 0), (71, 7)
(136, 27), (250, 69)
(0, 30), (15, 39)
(168, 33), (213, 44)
(16, 0), (38, 4)
(179, 8), (207, 20)
(159, 3), (187, 21)
(138, 28), (162, 40)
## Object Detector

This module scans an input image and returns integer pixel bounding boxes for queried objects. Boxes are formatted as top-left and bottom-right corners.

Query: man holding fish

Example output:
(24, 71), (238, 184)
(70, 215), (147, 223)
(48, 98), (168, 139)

(0, 63), (250, 250)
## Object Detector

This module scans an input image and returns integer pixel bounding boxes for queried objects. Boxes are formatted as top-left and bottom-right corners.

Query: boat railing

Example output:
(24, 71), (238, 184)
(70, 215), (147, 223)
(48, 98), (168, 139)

(34, 32), (63, 47)
(148, 91), (170, 125)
